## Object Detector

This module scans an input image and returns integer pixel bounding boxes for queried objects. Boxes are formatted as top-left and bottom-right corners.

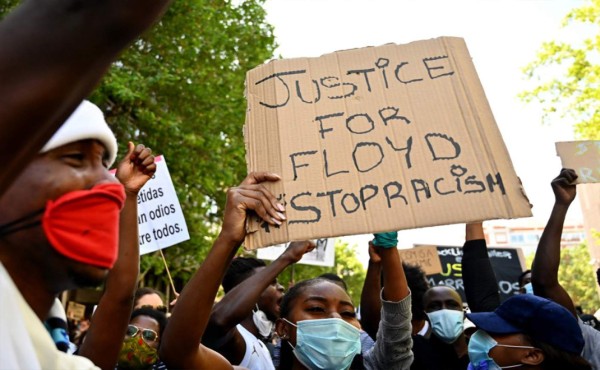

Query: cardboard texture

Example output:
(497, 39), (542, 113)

(556, 141), (600, 184)
(244, 37), (532, 249)
(398, 245), (442, 275)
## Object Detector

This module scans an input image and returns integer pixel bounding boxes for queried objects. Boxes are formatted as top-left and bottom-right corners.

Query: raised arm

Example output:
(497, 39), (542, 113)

(203, 240), (314, 364)
(159, 172), (287, 370)
(0, 0), (171, 196)
(531, 168), (578, 316)
(78, 143), (155, 370)
(364, 232), (413, 369)
(377, 235), (410, 302)
(462, 222), (501, 312)
(360, 242), (382, 341)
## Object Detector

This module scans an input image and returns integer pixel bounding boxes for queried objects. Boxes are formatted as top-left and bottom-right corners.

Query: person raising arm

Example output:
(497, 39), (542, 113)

(159, 172), (288, 370)
(77, 142), (156, 370)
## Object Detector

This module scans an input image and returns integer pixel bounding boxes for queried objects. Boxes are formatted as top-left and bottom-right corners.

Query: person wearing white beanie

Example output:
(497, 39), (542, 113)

(0, 99), (158, 370)
(0, 0), (171, 198)
(41, 100), (118, 167)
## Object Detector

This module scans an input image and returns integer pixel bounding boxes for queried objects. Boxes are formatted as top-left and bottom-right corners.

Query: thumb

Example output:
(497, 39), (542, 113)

(242, 171), (281, 185)
(125, 141), (136, 161)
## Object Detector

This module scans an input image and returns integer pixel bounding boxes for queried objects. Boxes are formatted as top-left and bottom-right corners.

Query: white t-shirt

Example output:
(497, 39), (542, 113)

(0, 262), (99, 370)
(236, 324), (275, 370)
(579, 318), (600, 370)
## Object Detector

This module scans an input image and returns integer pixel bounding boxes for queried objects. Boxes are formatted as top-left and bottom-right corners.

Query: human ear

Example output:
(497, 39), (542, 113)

(521, 347), (544, 366)
(275, 318), (289, 338)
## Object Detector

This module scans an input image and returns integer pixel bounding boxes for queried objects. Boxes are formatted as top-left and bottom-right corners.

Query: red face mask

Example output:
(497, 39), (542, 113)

(0, 183), (125, 269)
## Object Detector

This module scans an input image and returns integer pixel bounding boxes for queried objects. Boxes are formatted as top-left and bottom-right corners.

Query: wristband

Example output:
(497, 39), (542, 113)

(372, 231), (398, 248)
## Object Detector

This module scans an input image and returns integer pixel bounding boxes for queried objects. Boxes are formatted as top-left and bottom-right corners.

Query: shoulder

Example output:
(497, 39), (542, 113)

(56, 353), (100, 370)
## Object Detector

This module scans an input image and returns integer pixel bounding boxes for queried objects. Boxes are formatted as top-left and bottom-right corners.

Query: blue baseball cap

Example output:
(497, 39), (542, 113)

(466, 294), (584, 354)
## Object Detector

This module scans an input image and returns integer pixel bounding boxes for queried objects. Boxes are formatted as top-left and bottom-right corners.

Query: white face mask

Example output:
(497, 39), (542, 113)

(252, 305), (274, 338)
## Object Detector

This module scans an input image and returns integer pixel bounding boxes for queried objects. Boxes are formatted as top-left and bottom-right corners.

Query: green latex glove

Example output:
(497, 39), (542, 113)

(372, 231), (398, 248)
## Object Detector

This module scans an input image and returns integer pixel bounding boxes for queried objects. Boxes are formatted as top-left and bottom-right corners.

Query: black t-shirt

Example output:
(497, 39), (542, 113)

(410, 334), (469, 370)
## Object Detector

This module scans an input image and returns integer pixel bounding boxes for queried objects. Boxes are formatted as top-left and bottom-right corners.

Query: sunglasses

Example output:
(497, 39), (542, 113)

(126, 324), (159, 343)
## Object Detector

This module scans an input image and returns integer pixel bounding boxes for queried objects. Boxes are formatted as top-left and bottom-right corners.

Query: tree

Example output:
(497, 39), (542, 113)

(520, 0), (600, 139)
(0, 0), (277, 296)
(526, 243), (600, 313)
(98, 1), (277, 294)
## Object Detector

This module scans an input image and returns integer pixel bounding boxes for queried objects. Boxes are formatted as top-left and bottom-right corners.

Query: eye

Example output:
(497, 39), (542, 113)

(142, 330), (158, 342)
(306, 306), (325, 313)
(126, 325), (139, 337)
(448, 301), (461, 309)
(426, 304), (441, 312)
(342, 310), (356, 318)
(61, 152), (85, 166)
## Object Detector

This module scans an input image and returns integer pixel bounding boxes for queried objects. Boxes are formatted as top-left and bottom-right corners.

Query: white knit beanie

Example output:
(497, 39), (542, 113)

(41, 100), (118, 167)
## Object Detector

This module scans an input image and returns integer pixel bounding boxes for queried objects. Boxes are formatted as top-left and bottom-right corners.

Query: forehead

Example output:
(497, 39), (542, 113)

(136, 293), (164, 308)
(424, 286), (462, 304)
(298, 280), (352, 304)
(130, 315), (160, 332)
(49, 139), (109, 156)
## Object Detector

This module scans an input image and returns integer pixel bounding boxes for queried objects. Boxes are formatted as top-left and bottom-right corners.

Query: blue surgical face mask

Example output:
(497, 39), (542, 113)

(427, 309), (464, 343)
(522, 283), (534, 295)
(468, 330), (532, 370)
(284, 318), (361, 370)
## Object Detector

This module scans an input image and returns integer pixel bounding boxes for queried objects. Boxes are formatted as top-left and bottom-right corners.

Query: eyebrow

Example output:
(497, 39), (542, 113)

(304, 296), (354, 307)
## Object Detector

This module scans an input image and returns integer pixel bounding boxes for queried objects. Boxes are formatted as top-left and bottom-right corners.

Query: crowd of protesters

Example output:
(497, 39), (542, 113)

(1, 1), (599, 370)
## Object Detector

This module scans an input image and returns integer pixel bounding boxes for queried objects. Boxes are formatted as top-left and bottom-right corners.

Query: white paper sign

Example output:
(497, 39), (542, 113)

(257, 238), (336, 267)
(134, 155), (190, 254)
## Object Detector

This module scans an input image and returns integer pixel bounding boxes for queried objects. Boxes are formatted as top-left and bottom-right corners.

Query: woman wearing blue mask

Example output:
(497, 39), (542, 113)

(275, 232), (414, 370)
(465, 294), (591, 370)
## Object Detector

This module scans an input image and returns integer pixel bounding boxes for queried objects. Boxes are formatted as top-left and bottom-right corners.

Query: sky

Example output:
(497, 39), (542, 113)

(261, 0), (589, 262)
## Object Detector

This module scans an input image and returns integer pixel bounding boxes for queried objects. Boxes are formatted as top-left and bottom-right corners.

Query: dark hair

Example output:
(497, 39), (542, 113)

(518, 269), (532, 287)
(130, 307), (168, 340)
(134, 287), (164, 307)
(580, 314), (600, 330)
(318, 273), (348, 291)
(222, 257), (266, 293)
(403, 262), (429, 321)
(279, 278), (364, 369)
(529, 337), (592, 370)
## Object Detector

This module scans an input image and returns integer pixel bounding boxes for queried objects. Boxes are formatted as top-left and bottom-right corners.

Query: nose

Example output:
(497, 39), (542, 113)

(89, 166), (120, 189)
(329, 312), (342, 319)
(87, 140), (119, 188)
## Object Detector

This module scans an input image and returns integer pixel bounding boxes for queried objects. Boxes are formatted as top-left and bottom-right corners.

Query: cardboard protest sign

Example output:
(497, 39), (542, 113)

(257, 238), (336, 267)
(134, 156), (190, 254)
(556, 141), (600, 183)
(67, 301), (86, 321)
(398, 245), (443, 275)
(425, 244), (526, 302)
(244, 37), (532, 249)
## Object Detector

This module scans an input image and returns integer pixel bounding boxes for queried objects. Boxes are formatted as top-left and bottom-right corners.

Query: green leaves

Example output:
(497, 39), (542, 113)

(525, 243), (600, 312)
(520, 0), (600, 139)
(86, 0), (277, 291)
